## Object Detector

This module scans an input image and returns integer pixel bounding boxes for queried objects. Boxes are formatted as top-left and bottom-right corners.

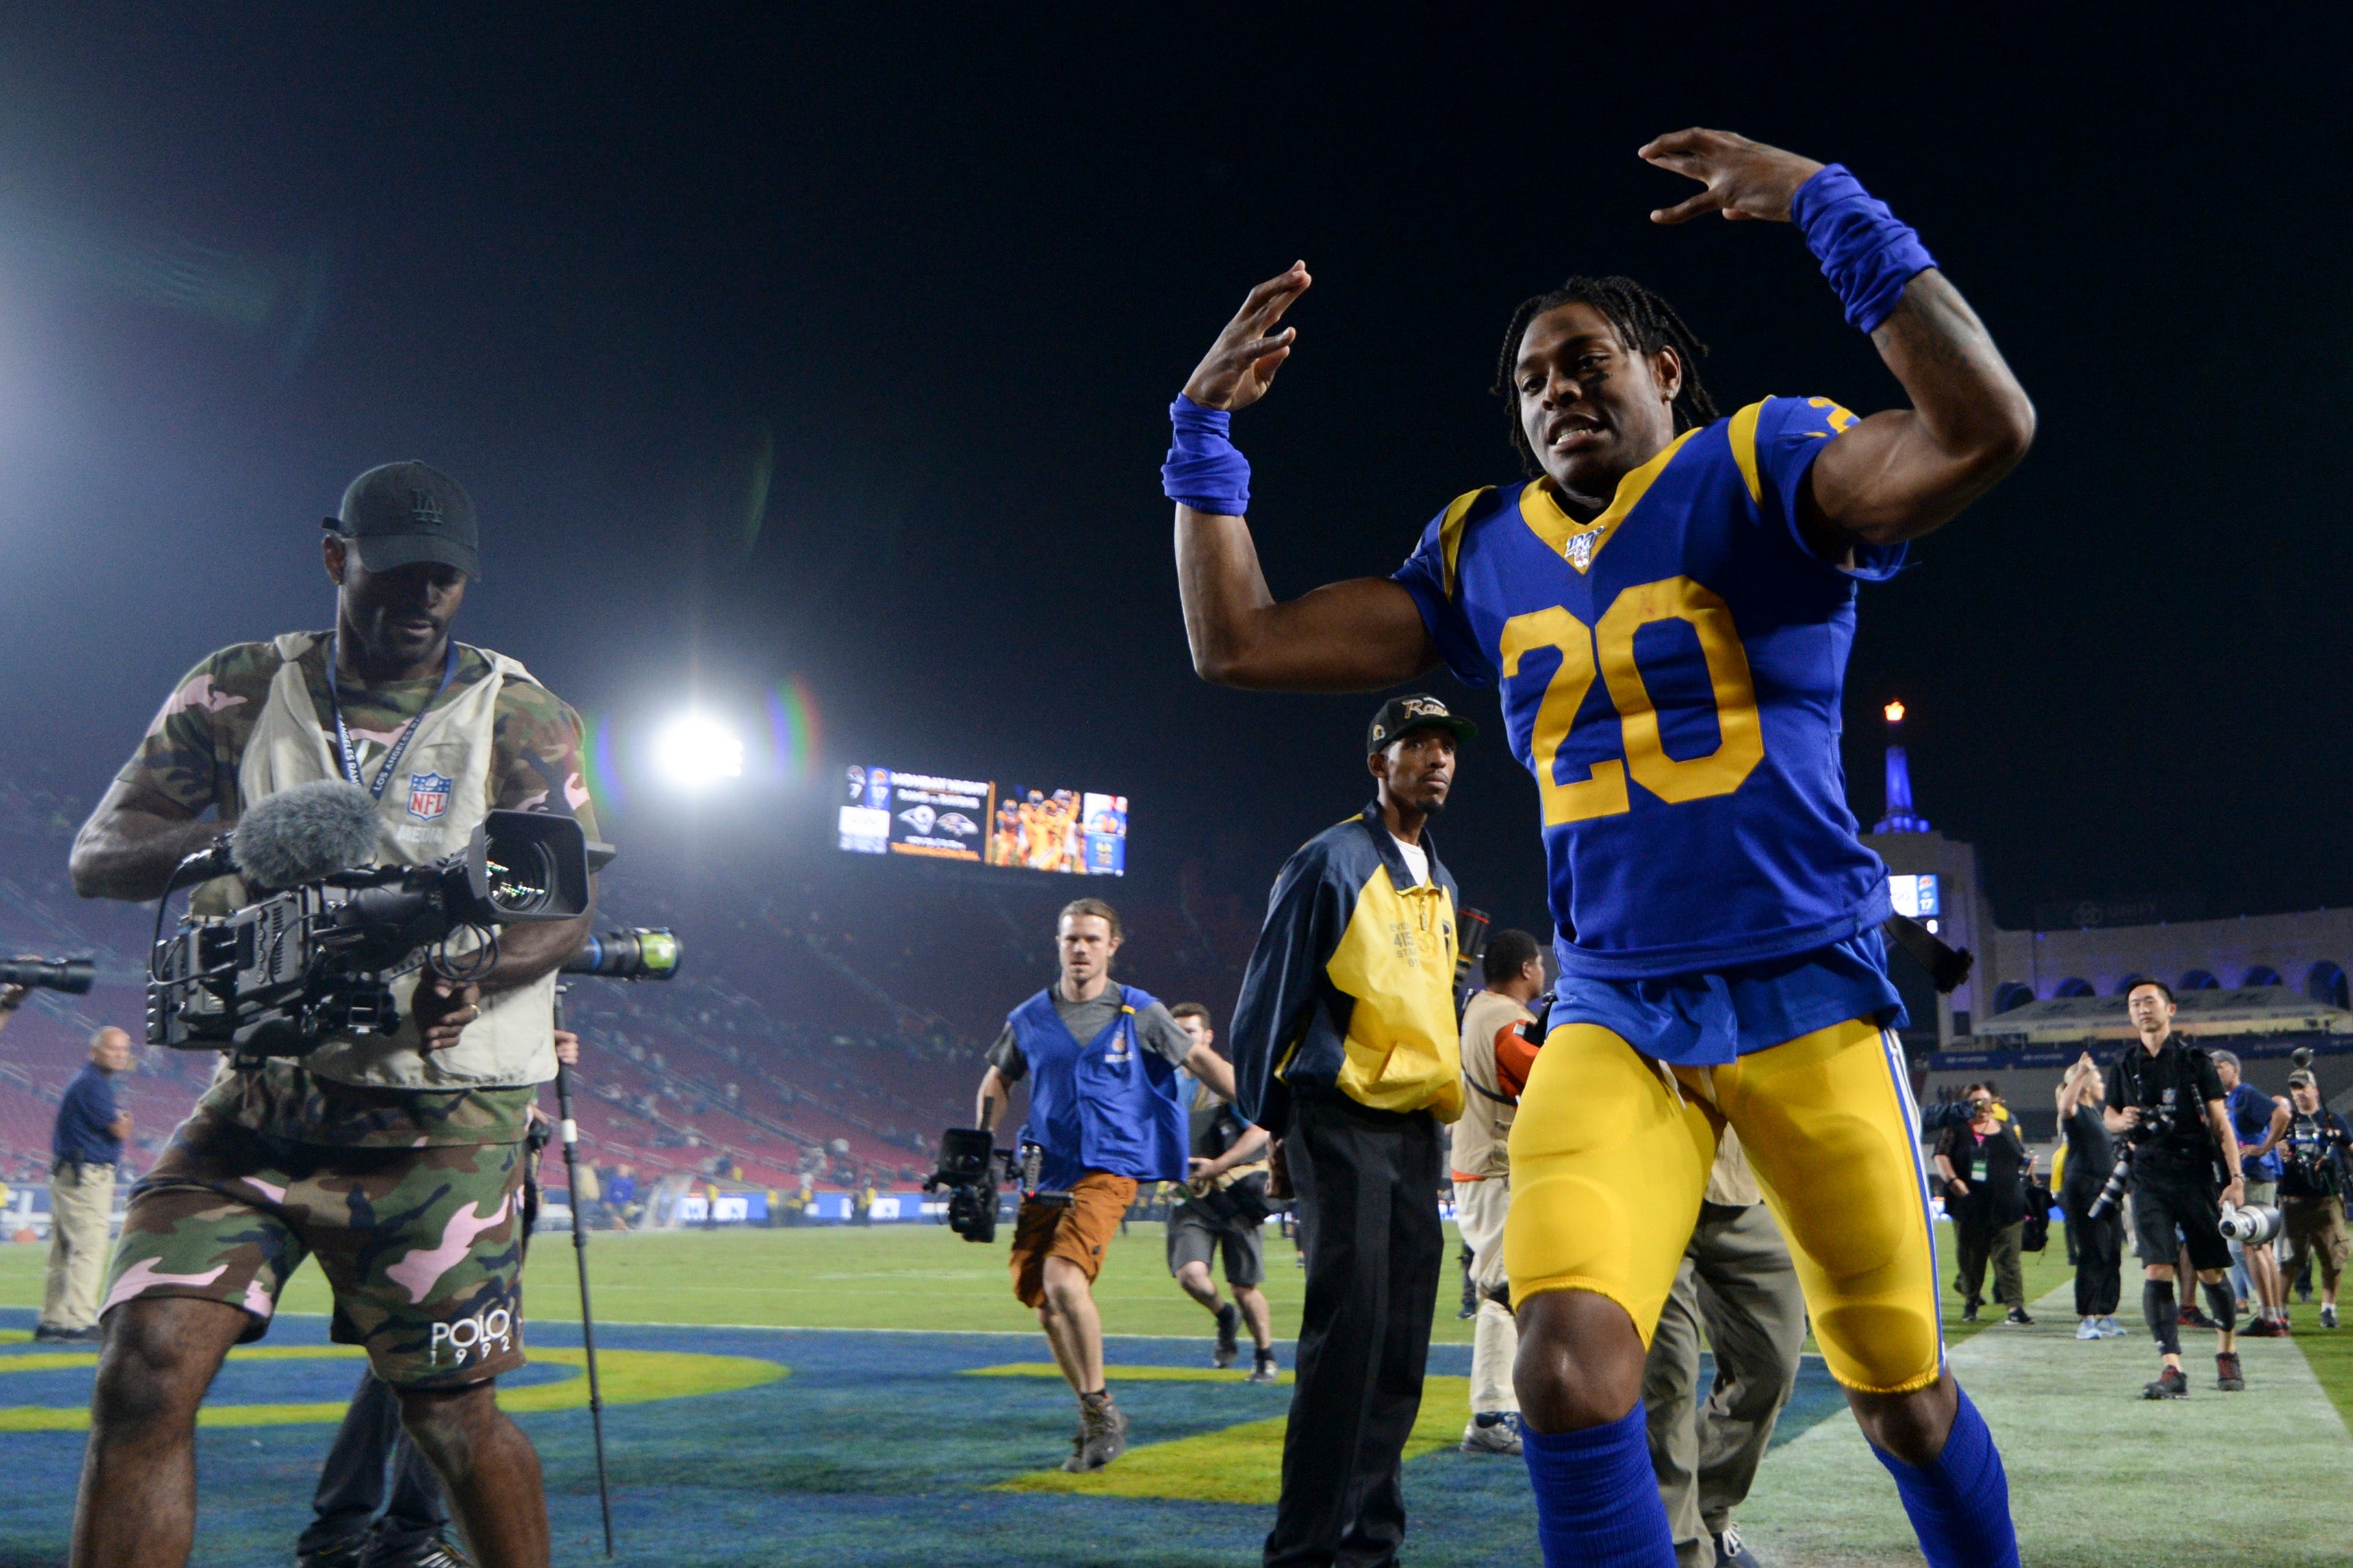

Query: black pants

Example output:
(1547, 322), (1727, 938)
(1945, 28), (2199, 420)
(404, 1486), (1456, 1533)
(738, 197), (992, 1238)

(295, 1368), (448, 1556)
(1952, 1218), (2026, 1310)
(2063, 1185), (2124, 1317)
(1267, 1088), (1442, 1568)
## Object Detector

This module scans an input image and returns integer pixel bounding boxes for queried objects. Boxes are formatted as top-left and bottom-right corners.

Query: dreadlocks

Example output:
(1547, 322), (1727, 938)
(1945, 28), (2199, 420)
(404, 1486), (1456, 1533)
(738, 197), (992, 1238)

(1490, 276), (1718, 475)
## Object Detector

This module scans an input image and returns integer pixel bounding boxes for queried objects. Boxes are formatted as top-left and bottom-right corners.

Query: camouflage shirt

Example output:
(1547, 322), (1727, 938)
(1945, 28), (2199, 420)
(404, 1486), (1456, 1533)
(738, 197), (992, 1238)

(125, 634), (594, 1148)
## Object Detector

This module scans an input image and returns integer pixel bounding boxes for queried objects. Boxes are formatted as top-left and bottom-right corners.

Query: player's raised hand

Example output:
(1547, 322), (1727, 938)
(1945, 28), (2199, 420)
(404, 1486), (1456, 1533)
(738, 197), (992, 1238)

(1182, 262), (1311, 412)
(1640, 129), (1825, 225)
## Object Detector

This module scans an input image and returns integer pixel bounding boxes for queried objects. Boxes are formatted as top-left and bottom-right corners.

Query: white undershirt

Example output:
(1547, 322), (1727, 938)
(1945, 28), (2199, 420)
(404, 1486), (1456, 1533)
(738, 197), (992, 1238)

(1394, 837), (1428, 888)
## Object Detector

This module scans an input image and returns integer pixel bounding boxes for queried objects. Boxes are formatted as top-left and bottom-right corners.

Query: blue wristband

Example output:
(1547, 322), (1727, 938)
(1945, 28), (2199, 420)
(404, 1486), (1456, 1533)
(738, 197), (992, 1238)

(1790, 164), (1937, 335)
(1162, 394), (1251, 514)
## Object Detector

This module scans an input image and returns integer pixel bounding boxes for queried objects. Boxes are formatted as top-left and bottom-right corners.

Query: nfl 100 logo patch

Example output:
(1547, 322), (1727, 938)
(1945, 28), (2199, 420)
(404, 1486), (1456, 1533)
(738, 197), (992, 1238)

(406, 771), (454, 822)
(1564, 529), (1602, 573)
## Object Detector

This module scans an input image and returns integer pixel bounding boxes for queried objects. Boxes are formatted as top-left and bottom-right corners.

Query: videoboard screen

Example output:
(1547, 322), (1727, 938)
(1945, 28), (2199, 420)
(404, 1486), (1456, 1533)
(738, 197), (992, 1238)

(1890, 873), (1940, 918)
(839, 767), (1126, 875)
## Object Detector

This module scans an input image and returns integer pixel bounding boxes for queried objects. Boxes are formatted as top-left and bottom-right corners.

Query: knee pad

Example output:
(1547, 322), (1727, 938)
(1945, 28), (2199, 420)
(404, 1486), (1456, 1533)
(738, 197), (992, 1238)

(2200, 1278), (2237, 1333)
(2144, 1278), (2179, 1356)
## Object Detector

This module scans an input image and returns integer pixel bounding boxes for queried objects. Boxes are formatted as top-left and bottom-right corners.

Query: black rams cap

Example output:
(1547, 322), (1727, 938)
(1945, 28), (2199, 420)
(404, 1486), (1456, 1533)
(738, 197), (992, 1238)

(1366, 693), (1477, 754)
(322, 460), (482, 582)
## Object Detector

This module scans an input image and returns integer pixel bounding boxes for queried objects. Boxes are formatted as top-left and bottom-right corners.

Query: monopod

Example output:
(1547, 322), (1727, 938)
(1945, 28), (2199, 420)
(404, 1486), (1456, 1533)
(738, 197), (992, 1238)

(552, 926), (682, 1558)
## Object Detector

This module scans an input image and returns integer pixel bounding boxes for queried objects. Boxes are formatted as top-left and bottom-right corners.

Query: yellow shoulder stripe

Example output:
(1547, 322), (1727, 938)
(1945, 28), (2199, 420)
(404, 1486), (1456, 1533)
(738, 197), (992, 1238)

(1438, 488), (1491, 601)
(1517, 424), (1703, 571)
(1728, 398), (1769, 505)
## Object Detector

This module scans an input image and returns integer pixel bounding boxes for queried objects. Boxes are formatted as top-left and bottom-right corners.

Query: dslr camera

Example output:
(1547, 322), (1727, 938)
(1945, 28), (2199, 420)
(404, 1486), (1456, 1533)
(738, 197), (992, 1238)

(0, 955), (95, 995)
(149, 806), (595, 1059)
(924, 1127), (1026, 1244)
(2086, 1102), (2176, 1219)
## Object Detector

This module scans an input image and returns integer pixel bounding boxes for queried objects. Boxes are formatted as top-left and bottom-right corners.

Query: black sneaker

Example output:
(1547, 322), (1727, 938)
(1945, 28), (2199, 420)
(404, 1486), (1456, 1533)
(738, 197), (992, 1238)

(2179, 1303), (2217, 1330)
(31, 1324), (101, 1344)
(359, 1538), (474, 1568)
(297, 1539), (370, 1568)
(1246, 1353), (1279, 1385)
(2216, 1352), (2245, 1392)
(1960, 1303), (1979, 1323)
(2004, 1307), (2034, 1326)
(2142, 1367), (2189, 1400)
(1713, 1523), (1768, 1567)
(1212, 1302), (1241, 1368)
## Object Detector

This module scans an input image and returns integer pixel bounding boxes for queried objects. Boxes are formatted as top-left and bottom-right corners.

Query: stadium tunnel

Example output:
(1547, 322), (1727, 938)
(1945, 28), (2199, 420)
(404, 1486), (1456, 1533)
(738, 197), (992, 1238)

(2308, 961), (2349, 1010)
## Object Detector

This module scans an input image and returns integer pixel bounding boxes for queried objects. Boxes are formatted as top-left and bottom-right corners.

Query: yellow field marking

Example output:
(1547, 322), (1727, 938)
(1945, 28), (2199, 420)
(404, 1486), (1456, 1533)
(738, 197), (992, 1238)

(0, 1343), (785, 1432)
(989, 1372), (1473, 1504)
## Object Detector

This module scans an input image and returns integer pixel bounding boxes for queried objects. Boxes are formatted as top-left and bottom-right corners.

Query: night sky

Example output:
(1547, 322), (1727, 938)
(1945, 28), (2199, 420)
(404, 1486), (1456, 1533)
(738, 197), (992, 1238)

(0, 10), (2341, 939)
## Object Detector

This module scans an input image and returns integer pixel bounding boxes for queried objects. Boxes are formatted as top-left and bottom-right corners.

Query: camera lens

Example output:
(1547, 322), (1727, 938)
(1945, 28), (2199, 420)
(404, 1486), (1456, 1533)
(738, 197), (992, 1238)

(482, 840), (557, 916)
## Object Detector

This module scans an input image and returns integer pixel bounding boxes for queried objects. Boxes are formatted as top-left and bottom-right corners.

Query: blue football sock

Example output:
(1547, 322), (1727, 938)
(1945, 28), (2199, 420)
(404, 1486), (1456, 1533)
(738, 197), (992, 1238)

(1521, 1404), (1675, 1568)
(1869, 1383), (2019, 1568)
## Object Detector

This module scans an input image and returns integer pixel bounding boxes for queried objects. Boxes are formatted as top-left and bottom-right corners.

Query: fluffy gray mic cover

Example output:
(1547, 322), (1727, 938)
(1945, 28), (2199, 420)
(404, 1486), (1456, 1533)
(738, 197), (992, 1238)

(231, 780), (383, 888)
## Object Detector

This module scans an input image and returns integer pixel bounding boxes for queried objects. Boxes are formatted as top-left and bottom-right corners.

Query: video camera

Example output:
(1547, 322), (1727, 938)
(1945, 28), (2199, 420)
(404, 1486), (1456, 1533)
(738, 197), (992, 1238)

(0, 955), (94, 995)
(924, 1127), (1027, 1244)
(147, 780), (598, 1059)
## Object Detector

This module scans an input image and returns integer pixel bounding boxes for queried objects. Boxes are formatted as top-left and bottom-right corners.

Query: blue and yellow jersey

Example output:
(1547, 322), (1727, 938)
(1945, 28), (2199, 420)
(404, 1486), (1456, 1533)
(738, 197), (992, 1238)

(1395, 396), (1900, 984)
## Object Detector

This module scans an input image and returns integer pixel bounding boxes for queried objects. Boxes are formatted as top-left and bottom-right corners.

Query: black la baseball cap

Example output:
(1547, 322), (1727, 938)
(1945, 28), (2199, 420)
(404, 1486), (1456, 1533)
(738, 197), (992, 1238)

(322, 460), (482, 582)
(1366, 693), (1477, 754)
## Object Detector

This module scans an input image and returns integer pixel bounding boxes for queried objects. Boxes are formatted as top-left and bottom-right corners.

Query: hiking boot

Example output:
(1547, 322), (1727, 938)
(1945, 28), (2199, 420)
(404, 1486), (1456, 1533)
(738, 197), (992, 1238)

(2142, 1366), (2189, 1400)
(1713, 1523), (1768, 1567)
(2322, 1304), (2339, 1329)
(1062, 1393), (1128, 1471)
(2215, 1352), (2245, 1392)
(1246, 1352), (1280, 1385)
(1212, 1302), (1241, 1369)
(2004, 1307), (2034, 1326)
(1459, 1412), (1521, 1455)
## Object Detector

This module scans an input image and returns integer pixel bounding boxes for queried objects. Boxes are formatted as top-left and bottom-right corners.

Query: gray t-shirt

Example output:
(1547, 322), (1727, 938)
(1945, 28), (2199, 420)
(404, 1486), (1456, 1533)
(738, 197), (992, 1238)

(988, 984), (1196, 1081)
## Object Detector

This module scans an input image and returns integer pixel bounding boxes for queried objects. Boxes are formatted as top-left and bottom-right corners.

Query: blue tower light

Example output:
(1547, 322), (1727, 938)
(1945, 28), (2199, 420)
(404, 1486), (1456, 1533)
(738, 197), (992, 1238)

(1874, 699), (1931, 834)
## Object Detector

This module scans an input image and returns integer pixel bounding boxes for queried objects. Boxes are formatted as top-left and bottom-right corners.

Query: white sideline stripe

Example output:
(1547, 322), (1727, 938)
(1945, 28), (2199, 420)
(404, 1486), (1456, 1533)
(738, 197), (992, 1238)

(1734, 1280), (2353, 1568)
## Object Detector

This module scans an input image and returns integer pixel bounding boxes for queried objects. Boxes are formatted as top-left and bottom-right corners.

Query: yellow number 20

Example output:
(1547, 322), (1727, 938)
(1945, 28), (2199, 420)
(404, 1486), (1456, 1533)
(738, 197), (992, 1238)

(1499, 576), (1764, 827)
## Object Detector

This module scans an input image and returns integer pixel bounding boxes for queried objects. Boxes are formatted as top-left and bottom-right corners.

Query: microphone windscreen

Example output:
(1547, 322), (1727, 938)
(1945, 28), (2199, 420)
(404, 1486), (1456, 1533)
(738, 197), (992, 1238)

(231, 780), (383, 888)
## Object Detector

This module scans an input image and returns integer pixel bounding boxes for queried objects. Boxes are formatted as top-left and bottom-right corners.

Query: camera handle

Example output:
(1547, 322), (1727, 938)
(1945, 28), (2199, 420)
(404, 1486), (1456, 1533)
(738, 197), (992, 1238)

(551, 985), (616, 1558)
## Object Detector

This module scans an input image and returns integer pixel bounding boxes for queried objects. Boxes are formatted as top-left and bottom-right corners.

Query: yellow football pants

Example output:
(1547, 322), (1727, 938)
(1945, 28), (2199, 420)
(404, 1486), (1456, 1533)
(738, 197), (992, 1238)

(1504, 1015), (1942, 1394)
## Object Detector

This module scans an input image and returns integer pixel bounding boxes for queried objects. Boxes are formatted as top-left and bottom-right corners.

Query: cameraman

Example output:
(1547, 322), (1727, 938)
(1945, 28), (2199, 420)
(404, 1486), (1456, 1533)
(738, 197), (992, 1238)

(66, 461), (594, 1568)
(2214, 1050), (2292, 1336)
(2102, 981), (2248, 1398)
(2277, 1068), (2350, 1329)
(974, 898), (1236, 1472)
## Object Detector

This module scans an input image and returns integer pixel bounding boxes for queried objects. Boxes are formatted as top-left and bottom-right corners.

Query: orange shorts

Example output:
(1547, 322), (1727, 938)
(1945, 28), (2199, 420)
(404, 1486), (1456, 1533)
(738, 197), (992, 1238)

(1009, 1172), (1137, 1308)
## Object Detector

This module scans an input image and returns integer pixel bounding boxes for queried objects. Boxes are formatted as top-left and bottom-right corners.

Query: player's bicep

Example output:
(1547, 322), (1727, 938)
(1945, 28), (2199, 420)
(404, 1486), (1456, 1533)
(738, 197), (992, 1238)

(1241, 576), (1439, 693)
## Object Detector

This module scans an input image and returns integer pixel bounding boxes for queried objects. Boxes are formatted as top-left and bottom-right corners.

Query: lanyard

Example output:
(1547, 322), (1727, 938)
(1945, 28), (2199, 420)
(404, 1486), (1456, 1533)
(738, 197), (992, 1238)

(323, 635), (460, 801)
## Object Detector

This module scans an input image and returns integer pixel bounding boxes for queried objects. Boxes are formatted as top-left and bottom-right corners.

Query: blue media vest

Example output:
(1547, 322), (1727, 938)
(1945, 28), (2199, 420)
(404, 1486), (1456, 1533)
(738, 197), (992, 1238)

(1010, 984), (1188, 1191)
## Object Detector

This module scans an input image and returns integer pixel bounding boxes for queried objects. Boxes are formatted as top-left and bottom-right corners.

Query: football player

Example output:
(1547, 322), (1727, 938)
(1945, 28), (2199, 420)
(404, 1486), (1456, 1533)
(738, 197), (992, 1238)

(1166, 129), (2034, 1568)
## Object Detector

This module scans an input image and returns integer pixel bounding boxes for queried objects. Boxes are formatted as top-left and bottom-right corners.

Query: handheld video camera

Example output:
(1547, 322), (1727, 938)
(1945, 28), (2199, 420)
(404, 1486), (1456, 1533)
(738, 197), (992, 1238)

(148, 810), (594, 1059)
(924, 1127), (1024, 1244)
(0, 955), (95, 996)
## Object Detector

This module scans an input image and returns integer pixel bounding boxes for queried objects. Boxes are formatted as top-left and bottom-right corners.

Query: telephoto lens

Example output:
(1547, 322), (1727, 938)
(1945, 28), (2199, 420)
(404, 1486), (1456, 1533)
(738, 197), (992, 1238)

(0, 955), (95, 994)
(561, 928), (682, 980)
(2218, 1202), (2285, 1246)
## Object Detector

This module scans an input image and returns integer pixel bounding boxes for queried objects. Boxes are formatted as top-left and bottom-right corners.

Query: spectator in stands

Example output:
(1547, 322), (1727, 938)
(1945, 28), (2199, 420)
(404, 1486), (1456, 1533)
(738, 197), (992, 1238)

(1227, 695), (1469, 1568)
(1935, 1087), (2034, 1324)
(2055, 1053), (2124, 1339)
(33, 1023), (133, 1344)
(1162, 1002), (1277, 1383)
(66, 460), (592, 1568)
(2277, 1069), (2350, 1329)
(974, 897), (1236, 1474)
(2212, 1050), (2293, 1336)
(1453, 928), (1545, 1456)
(606, 1165), (639, 1230)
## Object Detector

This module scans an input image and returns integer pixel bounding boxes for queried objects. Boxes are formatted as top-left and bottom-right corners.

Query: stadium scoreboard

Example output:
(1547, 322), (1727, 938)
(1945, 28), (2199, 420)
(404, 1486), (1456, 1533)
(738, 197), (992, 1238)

(838, 765), (1126, 875)
(1890, 873), (1940, 919)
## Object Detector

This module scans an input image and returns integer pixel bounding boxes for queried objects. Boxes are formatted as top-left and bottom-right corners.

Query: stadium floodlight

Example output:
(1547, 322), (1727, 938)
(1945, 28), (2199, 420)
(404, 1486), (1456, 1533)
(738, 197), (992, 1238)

(654, 714), (744, 788)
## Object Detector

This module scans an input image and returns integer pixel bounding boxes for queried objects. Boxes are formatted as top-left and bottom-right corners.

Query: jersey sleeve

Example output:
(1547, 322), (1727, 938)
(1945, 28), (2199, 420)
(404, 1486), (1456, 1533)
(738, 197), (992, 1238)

(492, 682), (600, 843)
(1390, 493), (1501, 689)
(1746, 396), (1906, 582)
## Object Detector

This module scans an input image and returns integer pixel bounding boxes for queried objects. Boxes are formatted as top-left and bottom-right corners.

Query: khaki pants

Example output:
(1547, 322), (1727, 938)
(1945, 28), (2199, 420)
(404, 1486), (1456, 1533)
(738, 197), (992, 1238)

(42, 1163), (116, 1331)
(1454, 1175), (1516, 1415)
(1642, 1200), (1808, 1568)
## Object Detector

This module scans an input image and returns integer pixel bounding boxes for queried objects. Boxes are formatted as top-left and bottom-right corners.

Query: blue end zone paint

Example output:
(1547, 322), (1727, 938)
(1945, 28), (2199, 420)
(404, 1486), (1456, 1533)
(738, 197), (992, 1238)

(0, 1309), (1846, 1566)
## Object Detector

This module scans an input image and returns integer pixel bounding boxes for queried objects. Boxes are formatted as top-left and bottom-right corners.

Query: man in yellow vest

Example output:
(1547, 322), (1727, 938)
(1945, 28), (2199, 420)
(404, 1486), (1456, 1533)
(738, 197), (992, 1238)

(1229, 695), (1470, 1567)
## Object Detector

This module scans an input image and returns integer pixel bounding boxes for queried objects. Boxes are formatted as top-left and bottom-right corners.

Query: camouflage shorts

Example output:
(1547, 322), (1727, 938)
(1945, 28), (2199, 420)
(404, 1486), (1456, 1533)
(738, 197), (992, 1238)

(105, 1107), (528, 1388)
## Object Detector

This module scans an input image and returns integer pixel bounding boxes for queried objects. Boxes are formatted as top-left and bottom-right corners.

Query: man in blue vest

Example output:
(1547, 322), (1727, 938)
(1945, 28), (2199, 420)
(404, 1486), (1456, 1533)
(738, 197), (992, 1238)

(975, 897), (1241, 1472)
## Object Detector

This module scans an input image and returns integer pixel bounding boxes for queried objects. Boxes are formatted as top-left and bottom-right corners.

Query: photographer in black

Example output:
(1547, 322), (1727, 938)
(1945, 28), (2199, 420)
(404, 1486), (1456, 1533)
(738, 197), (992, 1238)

(2276, 1068), (2350, 1329)
(2055, 1053), (2124, 1339)
(2102, 981), (2250, 1398)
